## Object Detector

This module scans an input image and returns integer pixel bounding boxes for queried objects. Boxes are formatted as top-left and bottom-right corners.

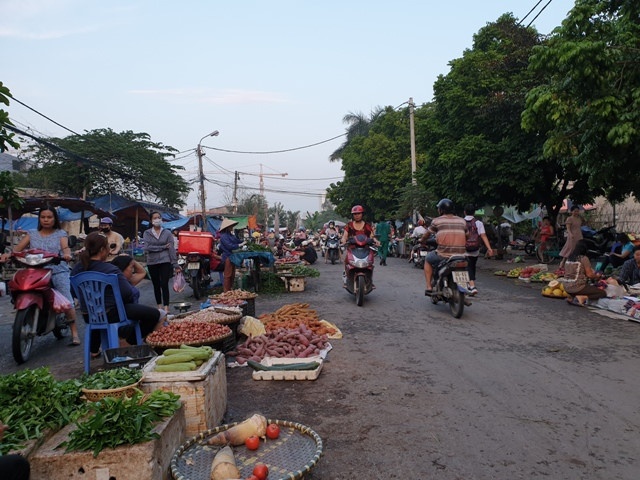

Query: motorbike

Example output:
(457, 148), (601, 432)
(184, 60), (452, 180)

(409, 236), (436, 269)
(177, 253), (211, 300)
(325, 233), (341, 264)
(388, 238), (400, 258)
(7, 250), (70, 364)
(343, 233), (377, 306)
(582, 225), (617, 259)
(428, 254), (470, 319)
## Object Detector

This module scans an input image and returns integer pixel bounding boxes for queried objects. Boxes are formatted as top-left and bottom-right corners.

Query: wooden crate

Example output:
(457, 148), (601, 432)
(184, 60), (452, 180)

(29, 405), (185, 480)
(141, 352), (227, 438)
(280, 275), (306, 292)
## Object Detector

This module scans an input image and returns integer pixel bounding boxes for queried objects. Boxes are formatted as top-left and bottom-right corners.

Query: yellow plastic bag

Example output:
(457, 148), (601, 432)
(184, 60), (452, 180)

(239, 316), (266, 337)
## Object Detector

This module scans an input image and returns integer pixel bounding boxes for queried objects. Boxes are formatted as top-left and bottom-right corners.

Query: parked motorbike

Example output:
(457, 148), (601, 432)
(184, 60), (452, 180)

(177, 253), (211, 300)
(582, 225), (617, 259)
(343, 233), (377, 306)
(428, 254), (470, 318)
(325, 233), (341, 264)
(7, 250), (70, 364)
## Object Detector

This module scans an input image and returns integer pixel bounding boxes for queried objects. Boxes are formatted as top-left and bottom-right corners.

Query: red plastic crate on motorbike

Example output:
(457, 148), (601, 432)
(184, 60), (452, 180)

(177, 231), (214, 255)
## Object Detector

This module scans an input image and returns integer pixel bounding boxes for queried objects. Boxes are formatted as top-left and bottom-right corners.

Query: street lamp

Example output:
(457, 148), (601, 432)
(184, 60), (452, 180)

(197, 130), (219, 220)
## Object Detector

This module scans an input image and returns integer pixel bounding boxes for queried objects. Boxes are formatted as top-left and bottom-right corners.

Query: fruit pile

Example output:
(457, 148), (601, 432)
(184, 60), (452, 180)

(542, 280), (568, 298)
(518, 266), (543, 279)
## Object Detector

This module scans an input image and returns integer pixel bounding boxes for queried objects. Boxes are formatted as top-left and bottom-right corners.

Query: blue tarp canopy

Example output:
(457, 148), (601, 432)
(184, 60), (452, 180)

(90, 193), (182, 221)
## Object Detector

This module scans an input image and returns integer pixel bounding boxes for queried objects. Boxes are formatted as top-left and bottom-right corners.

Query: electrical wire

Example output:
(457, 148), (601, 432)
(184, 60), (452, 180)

(9, 96), (81, 136)
(203, 133), (346, 155)
(526, 0), (554, 28)
(518, 0), (545, 25)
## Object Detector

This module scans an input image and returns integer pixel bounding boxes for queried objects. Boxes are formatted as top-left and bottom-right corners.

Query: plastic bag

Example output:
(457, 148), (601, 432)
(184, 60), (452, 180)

(173, 270), (186, 293)
(52, 288), (72, 313)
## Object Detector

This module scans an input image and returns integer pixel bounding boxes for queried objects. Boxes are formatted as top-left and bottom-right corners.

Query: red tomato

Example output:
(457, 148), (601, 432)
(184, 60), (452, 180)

(244, 435), (260, 451)
(253, 463), (269, 480)
(266, 423), (280, 440)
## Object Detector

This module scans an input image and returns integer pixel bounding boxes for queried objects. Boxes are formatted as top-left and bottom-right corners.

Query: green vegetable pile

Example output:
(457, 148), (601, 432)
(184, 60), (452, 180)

(258, 271), (287, 294)
(0, 368), (84, 454)
(62, 390), (181, 457)
(80, 367), (142, 391)
(245, 243), (272, 252)
(290, 265), (320, 277)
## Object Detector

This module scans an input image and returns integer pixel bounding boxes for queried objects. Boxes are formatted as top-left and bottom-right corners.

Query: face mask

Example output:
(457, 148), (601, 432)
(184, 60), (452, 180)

(152, 219), (163, 227)
(100, 227), (110, 233)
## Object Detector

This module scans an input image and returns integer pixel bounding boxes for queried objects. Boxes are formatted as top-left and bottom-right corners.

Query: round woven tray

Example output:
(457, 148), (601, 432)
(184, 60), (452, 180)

(541, 293), (567, 299)
(169, 309), (242, 325)
(171, 419), (323, 480)
(145, 328), (232, 349)
(81, 380), (142, 402)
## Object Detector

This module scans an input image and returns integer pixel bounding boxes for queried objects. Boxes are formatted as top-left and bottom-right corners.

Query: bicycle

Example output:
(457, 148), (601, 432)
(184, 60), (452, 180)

(536, 236), (562, 264)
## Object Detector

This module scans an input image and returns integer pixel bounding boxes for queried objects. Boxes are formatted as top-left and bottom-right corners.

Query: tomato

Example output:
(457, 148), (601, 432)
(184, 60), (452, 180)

(253, 463), (269, 480)
(244, 435), (260, 451)
(266, 423), (280, 440)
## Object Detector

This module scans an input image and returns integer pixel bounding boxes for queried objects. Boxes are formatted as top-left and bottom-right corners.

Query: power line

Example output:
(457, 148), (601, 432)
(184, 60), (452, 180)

(203, 133), (346, 155)
(9, 96), (81, 136)
(526, 0), (554, 28)
(518, 0), (545, 25)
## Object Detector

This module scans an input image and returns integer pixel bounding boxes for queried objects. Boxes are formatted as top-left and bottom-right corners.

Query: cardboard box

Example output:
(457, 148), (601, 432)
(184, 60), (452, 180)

(29, 405), (185, 480)
(141, 352), (227, 437)
(177, 231), (214, 255)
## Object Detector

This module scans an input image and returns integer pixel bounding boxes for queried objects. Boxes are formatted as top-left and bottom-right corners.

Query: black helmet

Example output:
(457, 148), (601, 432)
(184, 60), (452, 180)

(436, 198), (454, 214)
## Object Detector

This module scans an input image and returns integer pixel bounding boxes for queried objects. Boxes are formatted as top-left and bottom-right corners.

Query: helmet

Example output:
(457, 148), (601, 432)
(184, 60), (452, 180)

(351, 205), (364, 214)
(436, 198), (454, 214)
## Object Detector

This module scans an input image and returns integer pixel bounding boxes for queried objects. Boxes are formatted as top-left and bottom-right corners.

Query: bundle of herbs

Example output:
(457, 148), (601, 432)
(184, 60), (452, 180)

(62, 390), (181, 457)
(0, 368), (84, 454)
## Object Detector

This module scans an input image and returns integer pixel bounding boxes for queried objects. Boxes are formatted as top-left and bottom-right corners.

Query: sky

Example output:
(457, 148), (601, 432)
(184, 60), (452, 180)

(0, 0), (576, 217)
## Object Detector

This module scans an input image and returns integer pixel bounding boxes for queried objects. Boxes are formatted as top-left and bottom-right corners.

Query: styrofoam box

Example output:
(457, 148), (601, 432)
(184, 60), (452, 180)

(251, 356), (323, 381)
(177, 231), (214, 255)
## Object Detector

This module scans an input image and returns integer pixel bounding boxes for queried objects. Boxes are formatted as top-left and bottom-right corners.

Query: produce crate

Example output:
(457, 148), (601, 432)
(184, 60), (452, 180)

(280, 275), (306, 292)
(103, 345), (158, 369)
(177, 231), (214, 255)
(251, 356), (324, 381)
(29, 405), (185, 480)
(141, 352), (227, 438)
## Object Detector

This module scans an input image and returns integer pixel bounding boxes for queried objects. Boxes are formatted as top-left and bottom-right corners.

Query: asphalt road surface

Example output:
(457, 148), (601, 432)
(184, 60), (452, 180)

(1, 253), (638, 479)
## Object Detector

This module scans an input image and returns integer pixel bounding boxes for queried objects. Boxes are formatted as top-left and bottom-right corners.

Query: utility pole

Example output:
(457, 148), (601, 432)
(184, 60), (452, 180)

(233, 171), (239, 214)
(409, 97), (417, 186)
(197, 143), (206, 219)
(196, 130), (219, 225)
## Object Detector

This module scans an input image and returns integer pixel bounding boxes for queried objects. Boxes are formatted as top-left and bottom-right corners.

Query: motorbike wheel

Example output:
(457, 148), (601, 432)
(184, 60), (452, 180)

(330, 250), (337, 265)
(52, 314), (69, 339)
(13, 305), (37, 364)
(524, 241), (536, 256)
(449, 287), (465, 318)
(355, 275), (365, 307)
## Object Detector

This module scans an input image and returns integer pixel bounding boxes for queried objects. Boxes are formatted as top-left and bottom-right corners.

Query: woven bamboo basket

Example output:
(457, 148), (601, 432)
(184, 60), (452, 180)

(169, 309), (242, 325)
(81, 380), (142, 402)
(171, 418), (323, 480)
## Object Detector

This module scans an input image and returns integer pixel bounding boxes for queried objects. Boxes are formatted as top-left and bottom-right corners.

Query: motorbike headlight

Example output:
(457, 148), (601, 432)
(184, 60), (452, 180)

(353, 259), (369, 268)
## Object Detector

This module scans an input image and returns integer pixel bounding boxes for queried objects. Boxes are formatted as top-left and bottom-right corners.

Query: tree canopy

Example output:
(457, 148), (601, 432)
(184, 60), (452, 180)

(522, 0), (640, 204)
(21, 128), (190, 209)
(0, 82), (19, 152)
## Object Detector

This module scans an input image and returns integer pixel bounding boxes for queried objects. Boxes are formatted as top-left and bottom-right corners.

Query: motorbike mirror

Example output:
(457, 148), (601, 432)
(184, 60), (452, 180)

(68, 235), (77, 248)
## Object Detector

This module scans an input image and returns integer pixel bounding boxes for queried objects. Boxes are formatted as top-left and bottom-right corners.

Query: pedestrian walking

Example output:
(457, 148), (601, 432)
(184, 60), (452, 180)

(375, 220), (391, 266)
(463, 205), (494, 295)
(142, 211), (179, 312)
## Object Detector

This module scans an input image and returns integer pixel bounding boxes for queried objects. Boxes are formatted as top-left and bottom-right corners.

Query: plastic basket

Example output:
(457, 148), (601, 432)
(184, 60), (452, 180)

(103, 345), (158, 369)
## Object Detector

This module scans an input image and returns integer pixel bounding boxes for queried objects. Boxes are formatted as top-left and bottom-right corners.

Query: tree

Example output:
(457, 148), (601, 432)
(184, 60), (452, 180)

(416, 14), (591, 221)
(522, 0), (640, 204)
(329, 108), (385, 162)
(0, 82), (19, 152)
(22, 128), (190, 209)
(327, 106), (413, 221)
(0, 171), (25, 238)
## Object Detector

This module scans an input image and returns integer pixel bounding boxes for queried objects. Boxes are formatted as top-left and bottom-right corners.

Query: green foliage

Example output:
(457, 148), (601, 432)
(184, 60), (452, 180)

(327, 106), (413, 221)
(522, 0), (640, 203)
(0, 171), (24, 211)
(22, 128), (190, 209)
(0, 82), (19, 152)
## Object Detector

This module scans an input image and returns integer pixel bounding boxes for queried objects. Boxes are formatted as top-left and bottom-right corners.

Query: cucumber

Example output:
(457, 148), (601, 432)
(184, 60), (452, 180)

(155, 362), (197, 372)
(157, 353), (196, 365)
(246, 359), (320, 371)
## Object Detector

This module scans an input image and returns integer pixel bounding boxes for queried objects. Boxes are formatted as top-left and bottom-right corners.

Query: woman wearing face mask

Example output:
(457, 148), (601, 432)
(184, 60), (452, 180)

(142, 212), (179, 311)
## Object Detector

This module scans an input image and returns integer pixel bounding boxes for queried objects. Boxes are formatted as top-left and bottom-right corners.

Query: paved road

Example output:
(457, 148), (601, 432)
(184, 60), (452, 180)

(2, 253), (638, 479)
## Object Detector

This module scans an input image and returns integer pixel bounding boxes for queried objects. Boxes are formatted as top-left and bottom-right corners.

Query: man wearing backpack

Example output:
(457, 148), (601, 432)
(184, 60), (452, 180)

(464, 205), (494, 295)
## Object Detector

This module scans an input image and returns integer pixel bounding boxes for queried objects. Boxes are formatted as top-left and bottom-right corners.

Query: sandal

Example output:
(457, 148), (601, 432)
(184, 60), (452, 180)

(90, 350), (102, 359)
(68, 336), (81, 347)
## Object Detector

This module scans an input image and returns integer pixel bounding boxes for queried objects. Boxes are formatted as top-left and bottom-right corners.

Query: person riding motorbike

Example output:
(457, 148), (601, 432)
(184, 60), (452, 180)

(341, 205), (379, 285)
(421, 199), (468, 296)
(324, 221), (341, 263)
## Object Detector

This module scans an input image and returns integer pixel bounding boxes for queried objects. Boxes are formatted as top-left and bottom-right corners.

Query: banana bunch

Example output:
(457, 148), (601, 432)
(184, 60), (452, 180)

(154, 345), (214, 372)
